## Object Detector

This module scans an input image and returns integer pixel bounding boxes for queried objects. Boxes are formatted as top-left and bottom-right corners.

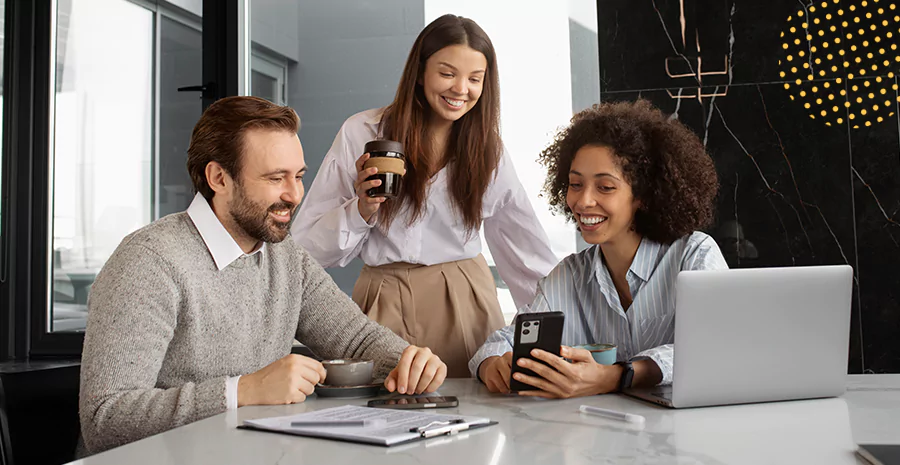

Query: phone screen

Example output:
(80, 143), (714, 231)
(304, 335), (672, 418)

(367, 396), (459, 409)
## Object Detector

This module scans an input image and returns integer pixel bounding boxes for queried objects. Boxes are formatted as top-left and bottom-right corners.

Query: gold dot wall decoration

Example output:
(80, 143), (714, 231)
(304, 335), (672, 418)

(779, 0), (900, 128)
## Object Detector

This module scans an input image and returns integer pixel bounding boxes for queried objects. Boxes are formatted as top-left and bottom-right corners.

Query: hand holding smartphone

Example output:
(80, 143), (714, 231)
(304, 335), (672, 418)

(509, 311), (565, 392)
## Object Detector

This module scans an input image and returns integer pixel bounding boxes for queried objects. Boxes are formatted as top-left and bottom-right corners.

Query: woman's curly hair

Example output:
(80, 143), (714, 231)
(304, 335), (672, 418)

(539, 99), (719, 244)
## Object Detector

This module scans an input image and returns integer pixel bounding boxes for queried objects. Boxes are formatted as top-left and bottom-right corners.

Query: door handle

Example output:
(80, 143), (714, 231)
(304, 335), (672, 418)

(177, 82), (217, 98)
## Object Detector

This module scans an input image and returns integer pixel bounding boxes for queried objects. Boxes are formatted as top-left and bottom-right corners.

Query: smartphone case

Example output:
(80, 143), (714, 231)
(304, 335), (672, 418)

(509, 311), (565, 392)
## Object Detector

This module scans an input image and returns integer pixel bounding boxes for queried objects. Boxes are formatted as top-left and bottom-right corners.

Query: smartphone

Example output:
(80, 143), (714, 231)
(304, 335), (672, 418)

(509, 311), (565, 392)
(367, 396), (459, 409)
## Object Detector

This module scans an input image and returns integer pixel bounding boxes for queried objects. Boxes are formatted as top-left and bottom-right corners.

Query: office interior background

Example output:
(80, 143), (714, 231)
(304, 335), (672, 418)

(0, 0), (898, 464)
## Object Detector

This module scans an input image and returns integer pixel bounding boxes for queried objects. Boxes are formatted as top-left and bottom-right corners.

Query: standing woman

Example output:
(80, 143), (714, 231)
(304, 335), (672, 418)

(292, 14), (557, 379)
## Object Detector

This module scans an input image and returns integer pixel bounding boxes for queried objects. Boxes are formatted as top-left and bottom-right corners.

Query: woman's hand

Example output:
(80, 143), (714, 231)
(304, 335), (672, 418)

(355, 153), (386, 222)
(479, 352), (513, 393)
(512, 346), (623, 399)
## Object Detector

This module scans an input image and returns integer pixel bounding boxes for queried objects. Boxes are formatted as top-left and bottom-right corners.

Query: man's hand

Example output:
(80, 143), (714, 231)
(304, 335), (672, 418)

(384, 346), (447, 394)
(237, 354), (327, 407)
(479, 352), (513, 393)
(512, 346), (623, 399)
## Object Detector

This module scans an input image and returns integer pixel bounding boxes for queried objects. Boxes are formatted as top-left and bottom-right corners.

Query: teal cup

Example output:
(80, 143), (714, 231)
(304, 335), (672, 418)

(573, 343), (617, 365)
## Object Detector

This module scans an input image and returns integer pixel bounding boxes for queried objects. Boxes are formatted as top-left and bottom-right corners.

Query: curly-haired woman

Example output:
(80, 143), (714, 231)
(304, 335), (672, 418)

(470, 99), (728, 398)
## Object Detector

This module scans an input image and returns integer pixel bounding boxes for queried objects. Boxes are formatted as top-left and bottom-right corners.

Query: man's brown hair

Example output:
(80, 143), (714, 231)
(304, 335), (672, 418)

(186, 96), (300, 200)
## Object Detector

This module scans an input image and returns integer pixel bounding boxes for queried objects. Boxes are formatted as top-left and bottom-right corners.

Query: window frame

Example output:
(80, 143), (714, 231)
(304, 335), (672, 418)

(0, 0), (242, 360)
(251, 49), (287, 104)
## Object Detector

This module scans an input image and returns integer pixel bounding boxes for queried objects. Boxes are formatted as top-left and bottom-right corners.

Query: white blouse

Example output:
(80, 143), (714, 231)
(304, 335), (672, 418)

(291, 108), (557, 308)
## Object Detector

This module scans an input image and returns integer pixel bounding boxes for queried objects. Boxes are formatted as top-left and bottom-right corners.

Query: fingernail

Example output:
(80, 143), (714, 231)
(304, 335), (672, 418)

(518, 359), (526, 366)
(399, 386), (406, 394)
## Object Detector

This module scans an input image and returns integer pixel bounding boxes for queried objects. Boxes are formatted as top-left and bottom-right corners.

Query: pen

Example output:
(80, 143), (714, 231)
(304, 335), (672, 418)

(420, 422), (470, 438)
(578, 405), (645, 425)
(290, 419), (387, 428)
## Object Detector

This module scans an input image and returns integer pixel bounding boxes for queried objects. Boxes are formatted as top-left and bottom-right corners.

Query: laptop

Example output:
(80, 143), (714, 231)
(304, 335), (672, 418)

(624, 265), (853, 408)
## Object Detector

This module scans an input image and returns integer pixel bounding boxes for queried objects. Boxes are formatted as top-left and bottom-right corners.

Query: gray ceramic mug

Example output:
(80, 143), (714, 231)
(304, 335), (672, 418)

(321, 359), (375, 386)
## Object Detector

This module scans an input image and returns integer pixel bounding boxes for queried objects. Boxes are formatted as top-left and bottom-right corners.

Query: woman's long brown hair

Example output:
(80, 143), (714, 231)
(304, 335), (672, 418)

(377, 14), (501, 233)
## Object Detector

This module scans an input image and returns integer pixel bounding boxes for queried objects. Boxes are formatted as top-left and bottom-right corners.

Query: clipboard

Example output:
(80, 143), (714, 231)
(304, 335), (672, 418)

(857, 444), (900, 465)
(237, 405), (498, 447)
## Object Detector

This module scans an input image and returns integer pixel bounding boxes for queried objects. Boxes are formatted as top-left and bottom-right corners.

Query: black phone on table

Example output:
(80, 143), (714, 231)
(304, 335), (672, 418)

(509, 311), (565, 392)
(367, 395), (459, 409)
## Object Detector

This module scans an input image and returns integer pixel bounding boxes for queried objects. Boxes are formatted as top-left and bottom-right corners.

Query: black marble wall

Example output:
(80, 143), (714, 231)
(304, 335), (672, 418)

(597, 0), (900, 373)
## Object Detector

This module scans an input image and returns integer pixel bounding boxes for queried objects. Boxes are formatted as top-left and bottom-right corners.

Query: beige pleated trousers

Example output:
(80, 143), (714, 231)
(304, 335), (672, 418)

(352, 254), (505, 378)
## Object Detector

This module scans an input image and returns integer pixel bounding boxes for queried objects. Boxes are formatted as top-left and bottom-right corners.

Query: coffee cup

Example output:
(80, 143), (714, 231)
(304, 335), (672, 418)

(320, 359), (375, 386)
(363, 140), (405, 198)
(573, 343), (617, 365)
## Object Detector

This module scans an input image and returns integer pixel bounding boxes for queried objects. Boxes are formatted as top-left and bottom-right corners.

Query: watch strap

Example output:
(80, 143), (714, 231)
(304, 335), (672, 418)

(615, 361), (634, 390)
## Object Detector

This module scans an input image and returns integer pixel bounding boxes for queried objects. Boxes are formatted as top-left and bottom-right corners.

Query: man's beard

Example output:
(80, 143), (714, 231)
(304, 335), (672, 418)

(229, 185), (294, 244)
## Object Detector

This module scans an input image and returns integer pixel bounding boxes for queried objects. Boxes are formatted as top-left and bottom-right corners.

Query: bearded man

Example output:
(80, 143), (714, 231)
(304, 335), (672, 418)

(78, 96), (446, 455)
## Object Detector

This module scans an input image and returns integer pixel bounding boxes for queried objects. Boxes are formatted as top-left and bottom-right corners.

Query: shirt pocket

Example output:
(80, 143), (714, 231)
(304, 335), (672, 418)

(637, 311), (676, 350)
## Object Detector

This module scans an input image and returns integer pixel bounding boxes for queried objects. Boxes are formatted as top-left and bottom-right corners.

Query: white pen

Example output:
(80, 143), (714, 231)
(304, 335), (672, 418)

(290, 419), (387, 428)
(578, 405), (645, 425)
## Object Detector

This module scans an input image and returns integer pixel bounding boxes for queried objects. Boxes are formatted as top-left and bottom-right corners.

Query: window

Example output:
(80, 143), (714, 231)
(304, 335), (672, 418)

(251, 51), (287, 105)
(241, 1), (600, 318)
(424, 1), (600, 322)
(0, 0), (247, 357)
(49, 0), (154, 332)
(49, 0), (203, 333)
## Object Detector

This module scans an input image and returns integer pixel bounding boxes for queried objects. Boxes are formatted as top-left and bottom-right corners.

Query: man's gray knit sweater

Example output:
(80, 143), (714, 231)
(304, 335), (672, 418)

(79, 212), (409, 454)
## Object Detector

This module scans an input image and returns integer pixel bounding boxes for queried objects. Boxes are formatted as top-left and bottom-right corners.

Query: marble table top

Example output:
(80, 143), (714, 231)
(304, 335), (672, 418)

(68, 374), (900, 465)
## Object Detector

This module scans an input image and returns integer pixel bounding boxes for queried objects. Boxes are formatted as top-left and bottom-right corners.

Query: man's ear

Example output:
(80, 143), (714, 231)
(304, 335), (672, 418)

(205, 161), (231, 195)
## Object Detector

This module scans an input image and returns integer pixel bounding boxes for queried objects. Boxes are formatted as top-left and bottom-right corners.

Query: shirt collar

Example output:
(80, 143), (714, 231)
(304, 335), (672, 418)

(628, 237), (661, 282)
(186, 193), (265, 271)
(591, 236), (662, 284)
(364, 108), (386, 126)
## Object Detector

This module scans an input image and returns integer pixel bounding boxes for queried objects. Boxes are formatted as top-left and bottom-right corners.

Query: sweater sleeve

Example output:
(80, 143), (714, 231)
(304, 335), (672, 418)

(293, 246), (409, 378)
(79, 240), (228, 454)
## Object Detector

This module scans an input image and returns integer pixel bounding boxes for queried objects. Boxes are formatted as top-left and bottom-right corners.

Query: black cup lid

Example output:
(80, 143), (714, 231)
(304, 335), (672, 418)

(365, 139), (404, 155)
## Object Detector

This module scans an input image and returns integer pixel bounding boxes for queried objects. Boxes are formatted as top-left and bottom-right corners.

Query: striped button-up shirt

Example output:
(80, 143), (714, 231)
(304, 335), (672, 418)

(469, 231), (728, 385)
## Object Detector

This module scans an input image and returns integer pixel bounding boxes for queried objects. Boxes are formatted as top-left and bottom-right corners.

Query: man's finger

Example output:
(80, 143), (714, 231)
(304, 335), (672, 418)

(297, 365), (325, 387)
(415, 357), (440, 393)
(295, 356), (327, 382)
(406, 349), (431, 394)
(395, 347), (418, 394)
(424, 363), (446, 393)
(383, 370), (398, 392)
(291, 391), (308, 403)
(296, 377), (316, 396)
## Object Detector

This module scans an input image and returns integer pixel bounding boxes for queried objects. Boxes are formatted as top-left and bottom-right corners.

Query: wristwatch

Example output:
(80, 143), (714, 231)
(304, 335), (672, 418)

(615, 361), (634, 391)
